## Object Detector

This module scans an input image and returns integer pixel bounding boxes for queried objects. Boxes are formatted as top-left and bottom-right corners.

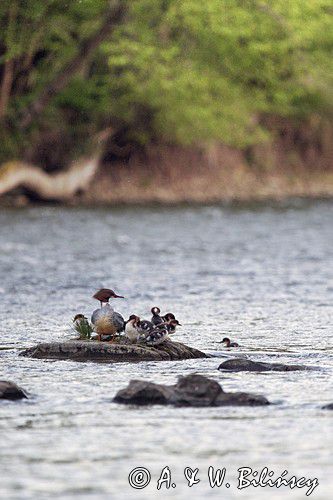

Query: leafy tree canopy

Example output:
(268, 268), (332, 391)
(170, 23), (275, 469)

(0, 0), (332, 165)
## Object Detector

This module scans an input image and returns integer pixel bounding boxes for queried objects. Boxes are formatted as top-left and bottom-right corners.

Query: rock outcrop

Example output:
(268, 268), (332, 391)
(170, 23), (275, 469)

(218, 358), (313, 372)
(20, 339), (207, 363)
(114, 374), (270, 407)
(0, 381), (28, 400)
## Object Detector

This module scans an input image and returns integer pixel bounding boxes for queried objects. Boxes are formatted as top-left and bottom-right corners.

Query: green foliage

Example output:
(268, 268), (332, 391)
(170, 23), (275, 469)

(0, 0), (332, 165)
(105, 0), (333, 146)
(72, 317), (94, 340)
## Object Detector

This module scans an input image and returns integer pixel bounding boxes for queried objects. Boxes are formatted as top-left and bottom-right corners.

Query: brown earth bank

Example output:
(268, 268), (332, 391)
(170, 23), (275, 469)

(2, 118), (333, 206)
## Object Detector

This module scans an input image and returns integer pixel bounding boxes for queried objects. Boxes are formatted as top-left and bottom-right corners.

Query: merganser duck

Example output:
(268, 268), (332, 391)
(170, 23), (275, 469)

(154, 319), (181, 334)
(93, 288), (124, 308)
(73, 314), (87, 325)
(124, 315), (140, 343)
(163, 312), (175, 322)
(222, 337), (239, 347)
(151, 307), (163, 325)
(143, 327), (169, 346)
(91, 303), (125, 341)
(136, 319), (154, 336)
(165, 318), (181, 334)
(73, 314), (93, 339)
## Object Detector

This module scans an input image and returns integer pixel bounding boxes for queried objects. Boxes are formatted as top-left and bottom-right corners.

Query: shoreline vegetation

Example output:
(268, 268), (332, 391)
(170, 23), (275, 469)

(1, 135), (332, 207)
(0, 1), (332, 206)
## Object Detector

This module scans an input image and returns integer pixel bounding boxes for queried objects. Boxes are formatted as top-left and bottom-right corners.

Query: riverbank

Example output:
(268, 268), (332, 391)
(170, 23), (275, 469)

(1, 120), (333, 206)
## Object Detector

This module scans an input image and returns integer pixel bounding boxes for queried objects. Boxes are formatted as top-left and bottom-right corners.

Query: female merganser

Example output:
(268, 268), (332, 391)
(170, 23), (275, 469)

(93, 288), (124, 308)
(222, 337), (239, 347)
(151, 307), (163, 325)
(124, 315), (140, 343)
(91, 303), (125, 341)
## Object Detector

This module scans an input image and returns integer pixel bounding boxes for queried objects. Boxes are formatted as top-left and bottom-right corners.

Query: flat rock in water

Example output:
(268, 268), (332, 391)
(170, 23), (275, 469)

(114, 374), (270, 407)
(19, 339), (207, 363)
(218, 358), (312, 372)
(0, 381), (28, 400)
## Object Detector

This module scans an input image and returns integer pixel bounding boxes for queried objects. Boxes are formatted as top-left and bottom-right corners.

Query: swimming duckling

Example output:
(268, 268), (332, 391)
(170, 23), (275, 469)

(93, 288), (124, 308)
(91, 303), (125, 341)
(151, 307), (163, 326)
(124, 315), (140, 343)
(222, 337), (239, 348)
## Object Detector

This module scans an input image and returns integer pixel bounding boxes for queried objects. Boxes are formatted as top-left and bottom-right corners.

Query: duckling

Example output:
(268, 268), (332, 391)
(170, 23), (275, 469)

(72, 314), (93, 340)
(151, 306), (163, 326)
(124, 315), (140, 343)
(73, 314), (88, 325)
(140, 327), (169, 346)
(222, 337), (239, 347)
(136, 319), (154, 336)
(93, 288), (124, 308)
(165, 318), (181, 334)
(163, 312), (175, 322)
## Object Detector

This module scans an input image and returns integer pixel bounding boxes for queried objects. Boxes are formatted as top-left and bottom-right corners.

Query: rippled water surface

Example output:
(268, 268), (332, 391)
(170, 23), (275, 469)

(0, 201), (332, 500)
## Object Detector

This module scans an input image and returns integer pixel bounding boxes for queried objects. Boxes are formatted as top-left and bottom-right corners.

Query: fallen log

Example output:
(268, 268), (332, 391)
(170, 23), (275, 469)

(0, 156), (99, 201)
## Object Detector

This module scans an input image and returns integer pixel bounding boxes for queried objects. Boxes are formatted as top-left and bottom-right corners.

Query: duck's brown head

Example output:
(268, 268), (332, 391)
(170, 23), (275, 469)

(222, 337), (231, 346)
(93, 288), (125, 302)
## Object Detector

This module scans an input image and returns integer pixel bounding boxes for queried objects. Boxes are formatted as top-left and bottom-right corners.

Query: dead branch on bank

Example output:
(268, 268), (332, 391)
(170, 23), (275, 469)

(0, 156), (100, 201)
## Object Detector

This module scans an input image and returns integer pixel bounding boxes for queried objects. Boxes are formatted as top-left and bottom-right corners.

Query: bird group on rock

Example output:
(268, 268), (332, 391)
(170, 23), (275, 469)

(73, 288), (181, 347)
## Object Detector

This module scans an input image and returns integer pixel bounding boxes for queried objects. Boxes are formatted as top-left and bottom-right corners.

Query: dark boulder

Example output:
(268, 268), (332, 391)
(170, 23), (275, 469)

(114, 380), (174, 405)
(218, 358), (312, 372)
(114, 374), (270, 407)
(0, 381), (28, 400)
(170, 374), (223, 407)
(215, 391), (269, 406)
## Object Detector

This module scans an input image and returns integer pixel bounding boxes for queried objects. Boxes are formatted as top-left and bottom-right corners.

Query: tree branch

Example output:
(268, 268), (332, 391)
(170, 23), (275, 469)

(0, 157), (100, 200)
(20, 2), (127, 129)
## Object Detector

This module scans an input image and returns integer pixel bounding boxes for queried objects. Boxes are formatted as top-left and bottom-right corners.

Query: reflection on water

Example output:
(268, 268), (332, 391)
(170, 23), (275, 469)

(0, 201), (333, 499)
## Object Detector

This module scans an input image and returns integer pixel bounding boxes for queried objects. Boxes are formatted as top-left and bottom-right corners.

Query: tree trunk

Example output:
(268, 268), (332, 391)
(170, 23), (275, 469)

(20, 2), (126, 128)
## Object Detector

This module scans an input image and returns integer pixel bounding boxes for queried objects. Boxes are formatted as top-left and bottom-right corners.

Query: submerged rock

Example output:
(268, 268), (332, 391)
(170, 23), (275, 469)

(20, 339), (207, 363)
(218, 358), (312, 372)
(0, 381), (28, 400)
(114, 374), (270, 407)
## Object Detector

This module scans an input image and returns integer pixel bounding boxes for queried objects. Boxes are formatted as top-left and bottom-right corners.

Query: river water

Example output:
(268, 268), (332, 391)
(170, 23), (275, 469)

(0, 201), (332, 500)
